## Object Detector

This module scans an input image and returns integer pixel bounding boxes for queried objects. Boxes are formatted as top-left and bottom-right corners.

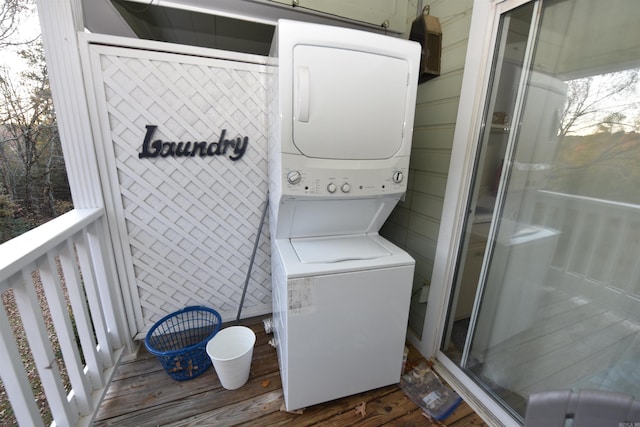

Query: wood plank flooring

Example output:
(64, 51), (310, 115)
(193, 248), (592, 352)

(457, 286), (640, 417)
(94, 316), (486, 426)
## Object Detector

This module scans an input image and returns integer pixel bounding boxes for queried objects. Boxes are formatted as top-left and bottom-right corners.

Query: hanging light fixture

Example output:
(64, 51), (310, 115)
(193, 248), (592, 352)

(409, 5), (442, 83)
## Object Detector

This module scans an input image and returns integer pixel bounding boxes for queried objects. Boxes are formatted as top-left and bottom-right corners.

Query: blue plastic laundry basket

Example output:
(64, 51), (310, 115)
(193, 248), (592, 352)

(144, 306), (222, 381)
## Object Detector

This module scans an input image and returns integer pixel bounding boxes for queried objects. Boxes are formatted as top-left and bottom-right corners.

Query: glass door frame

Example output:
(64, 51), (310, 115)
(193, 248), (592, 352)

(416, 0), (536, 425)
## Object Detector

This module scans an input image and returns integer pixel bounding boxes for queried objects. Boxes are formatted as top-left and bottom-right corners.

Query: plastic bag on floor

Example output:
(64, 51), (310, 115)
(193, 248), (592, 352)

(400, 361), (462, 420)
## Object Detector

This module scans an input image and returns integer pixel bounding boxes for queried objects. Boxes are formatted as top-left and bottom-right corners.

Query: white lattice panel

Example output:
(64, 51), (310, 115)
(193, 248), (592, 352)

(89, 45), (271, 335)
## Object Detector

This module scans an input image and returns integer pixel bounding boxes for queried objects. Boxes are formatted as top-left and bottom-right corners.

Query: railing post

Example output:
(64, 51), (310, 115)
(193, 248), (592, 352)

(75, 230), (116, 369)
(86, 219), (132, 352)
(59, 236), (106, 389)
(0, 209), (131, 425)
(0, 292), (44, 426)
(39, 249), (93, 416)
(12, 268), (78, 426)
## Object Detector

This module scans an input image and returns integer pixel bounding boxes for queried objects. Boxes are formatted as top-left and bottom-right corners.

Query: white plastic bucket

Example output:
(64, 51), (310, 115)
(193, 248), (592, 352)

(206, 326), (256, 390)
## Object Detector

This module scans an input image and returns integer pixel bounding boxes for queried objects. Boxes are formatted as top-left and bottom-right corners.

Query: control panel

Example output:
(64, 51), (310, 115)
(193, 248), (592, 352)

(282, 166), (408, 197)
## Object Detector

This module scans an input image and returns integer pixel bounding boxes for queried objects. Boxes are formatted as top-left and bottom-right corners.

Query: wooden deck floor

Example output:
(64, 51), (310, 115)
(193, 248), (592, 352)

(94, 316), (487, 426)
(450, 286), (640, 417)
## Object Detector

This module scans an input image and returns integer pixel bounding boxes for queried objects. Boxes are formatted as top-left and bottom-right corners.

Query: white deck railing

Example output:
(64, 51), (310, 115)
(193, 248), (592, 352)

(533, 190), (640, 316)
(0, 208), (128, 426)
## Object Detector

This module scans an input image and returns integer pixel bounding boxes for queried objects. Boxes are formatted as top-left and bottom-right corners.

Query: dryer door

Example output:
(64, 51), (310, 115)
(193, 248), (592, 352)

(292, 45), (410, 160)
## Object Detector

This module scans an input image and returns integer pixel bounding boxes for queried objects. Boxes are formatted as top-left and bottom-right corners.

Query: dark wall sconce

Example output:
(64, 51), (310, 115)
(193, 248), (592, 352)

(409, 5), (442, 83)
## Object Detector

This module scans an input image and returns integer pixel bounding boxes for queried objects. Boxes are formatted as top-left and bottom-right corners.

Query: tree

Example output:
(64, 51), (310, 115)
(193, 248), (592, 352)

(0, 41), (69, 240)
(0, 0), (33, 48)
(0, 0), (72, 244)
(559, 70), (639, 137)
(548, 69), (640, 204)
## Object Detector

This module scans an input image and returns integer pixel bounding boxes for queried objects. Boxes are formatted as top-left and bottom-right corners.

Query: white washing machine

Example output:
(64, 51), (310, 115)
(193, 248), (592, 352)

(271, 234), (414, 410)
(267, 20), (420, 411)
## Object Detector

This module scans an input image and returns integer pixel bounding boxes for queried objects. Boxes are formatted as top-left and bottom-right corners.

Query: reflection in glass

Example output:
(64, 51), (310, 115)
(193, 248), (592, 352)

(441, 0), (640, 419)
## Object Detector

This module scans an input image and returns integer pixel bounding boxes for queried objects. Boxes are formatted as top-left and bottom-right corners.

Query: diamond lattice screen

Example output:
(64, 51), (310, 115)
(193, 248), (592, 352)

(92, 46), (271, 334)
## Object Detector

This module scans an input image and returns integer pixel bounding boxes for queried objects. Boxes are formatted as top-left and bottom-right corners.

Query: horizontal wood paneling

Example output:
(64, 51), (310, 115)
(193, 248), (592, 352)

(406, 230), (437, 264)
(414, 98), (461, 128)
(412, 192), (445, 220)
(381, 0), (474, 340)
(440, 2), (475, 46)
(411, 171), (448, 197)
(416, 71), (465, 104)
(411, 125), (456, 149)
(410, 149), (452, 175)
(442, 39), (473, 74)
(408, 213), (441, 243)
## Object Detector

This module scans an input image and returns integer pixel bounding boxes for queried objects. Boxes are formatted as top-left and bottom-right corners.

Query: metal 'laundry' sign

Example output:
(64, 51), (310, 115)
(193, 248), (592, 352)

(138, 125), (248, 161)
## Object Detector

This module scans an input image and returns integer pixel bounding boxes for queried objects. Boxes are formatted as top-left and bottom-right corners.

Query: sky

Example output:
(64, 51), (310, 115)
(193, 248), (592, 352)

(1, 5), (41, 74)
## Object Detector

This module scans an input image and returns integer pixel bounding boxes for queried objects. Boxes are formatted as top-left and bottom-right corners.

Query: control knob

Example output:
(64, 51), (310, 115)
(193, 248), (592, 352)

(341, 183), (351, 193)
(327, 183), (337, 193)
(286, 170), (302, 185)
(392, 171), (404, 184)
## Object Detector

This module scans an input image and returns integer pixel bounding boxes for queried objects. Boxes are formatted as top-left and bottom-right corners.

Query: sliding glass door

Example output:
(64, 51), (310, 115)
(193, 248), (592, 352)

(441, 0), (640, 420)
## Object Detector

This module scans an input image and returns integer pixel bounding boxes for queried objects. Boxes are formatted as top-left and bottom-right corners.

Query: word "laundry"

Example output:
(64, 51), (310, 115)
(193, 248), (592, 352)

(138, 125), (248, 161)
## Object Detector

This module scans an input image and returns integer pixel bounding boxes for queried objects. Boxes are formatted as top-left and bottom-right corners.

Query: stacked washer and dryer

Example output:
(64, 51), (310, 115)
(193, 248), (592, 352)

(267, 20), (421, 411)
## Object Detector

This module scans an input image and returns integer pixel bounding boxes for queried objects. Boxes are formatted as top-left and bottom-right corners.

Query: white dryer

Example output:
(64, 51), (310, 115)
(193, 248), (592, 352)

(267, 20), (420, 411)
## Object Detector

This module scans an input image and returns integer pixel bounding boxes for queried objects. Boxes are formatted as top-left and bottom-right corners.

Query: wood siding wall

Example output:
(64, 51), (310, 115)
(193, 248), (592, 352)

(381, 0), (474, 338)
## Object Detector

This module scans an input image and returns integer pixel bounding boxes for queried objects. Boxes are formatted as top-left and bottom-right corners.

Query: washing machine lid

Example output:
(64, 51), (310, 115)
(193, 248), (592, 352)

(291, 234), (391, 263)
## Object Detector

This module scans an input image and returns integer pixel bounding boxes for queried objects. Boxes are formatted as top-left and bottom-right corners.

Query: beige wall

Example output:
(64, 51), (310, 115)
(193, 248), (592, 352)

(381, 0), (474, 338)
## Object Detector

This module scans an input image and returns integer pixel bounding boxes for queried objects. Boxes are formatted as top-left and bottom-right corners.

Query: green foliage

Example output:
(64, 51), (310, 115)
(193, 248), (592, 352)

(0, 193), (34, 243)
(0, 40), (73, 242)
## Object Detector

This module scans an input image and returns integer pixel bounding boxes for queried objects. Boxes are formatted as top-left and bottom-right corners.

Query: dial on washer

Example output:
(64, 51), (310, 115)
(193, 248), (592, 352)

(287, 170), (302, 184)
